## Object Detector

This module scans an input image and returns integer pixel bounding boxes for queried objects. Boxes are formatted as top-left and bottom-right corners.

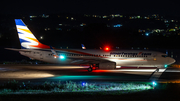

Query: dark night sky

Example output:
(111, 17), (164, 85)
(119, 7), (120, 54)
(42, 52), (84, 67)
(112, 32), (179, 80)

(1, 0), (180, 16)
(1, 0), (180, 62)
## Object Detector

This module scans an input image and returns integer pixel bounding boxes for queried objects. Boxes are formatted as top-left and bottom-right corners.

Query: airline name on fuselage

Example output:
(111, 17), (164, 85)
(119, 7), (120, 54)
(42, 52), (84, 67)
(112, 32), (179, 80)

(110, 52), (152, 55)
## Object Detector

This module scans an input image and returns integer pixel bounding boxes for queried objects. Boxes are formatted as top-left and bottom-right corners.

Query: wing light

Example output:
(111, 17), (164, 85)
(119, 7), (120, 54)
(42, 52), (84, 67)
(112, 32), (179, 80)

(60, 55), (65, 59)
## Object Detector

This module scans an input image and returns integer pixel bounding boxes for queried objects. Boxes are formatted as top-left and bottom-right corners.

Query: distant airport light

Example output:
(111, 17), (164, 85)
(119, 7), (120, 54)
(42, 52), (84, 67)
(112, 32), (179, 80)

(40, 36), (43, 39)
(145, 33), (149, 36)
(114, 24), (122, 27)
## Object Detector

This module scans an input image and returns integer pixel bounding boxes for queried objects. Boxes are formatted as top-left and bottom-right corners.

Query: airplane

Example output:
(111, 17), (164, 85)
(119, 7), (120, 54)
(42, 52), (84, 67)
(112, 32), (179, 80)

(6, 19), (176, 72)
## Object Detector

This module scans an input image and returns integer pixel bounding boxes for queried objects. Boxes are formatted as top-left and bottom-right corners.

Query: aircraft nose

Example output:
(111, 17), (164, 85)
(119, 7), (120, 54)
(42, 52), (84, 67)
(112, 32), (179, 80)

(169, 58), (176, 64)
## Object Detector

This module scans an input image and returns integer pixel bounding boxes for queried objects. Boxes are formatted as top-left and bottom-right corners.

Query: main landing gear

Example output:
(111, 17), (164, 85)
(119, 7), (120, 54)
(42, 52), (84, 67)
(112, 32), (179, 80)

(88, 67), (93, 72)
(87, 64), (98, 72)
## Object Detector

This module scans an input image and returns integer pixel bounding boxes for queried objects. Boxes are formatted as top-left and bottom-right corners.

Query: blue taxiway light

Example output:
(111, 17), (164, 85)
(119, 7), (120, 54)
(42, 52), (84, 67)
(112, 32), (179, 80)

(82, 82), (86, 86)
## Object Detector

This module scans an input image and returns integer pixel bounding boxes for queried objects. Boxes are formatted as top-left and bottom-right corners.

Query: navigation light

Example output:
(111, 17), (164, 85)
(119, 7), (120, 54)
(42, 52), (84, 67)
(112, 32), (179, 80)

(60, 55), (65, 59)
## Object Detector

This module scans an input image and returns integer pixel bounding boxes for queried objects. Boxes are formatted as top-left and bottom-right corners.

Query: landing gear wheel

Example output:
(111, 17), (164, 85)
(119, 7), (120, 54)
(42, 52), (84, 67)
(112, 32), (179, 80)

(88, 67), (93, 72)
(156, 68), (159, 72)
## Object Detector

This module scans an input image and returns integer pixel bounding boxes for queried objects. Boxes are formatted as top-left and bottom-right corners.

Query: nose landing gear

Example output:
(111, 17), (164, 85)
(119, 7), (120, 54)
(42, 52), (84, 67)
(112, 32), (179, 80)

(156, 68), (159, 72)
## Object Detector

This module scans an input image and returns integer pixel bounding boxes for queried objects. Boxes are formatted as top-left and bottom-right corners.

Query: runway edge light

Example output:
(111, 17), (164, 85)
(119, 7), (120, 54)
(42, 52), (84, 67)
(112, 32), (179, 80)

(152, 81), (157, 89)
(152, 81), (156, 85)
(82, 82), (86, 86)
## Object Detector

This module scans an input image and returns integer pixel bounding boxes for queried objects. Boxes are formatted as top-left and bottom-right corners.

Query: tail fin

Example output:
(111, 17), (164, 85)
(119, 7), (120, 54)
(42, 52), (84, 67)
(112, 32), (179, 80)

(81, 44), (86, 49)
(15, 19), (50, 49)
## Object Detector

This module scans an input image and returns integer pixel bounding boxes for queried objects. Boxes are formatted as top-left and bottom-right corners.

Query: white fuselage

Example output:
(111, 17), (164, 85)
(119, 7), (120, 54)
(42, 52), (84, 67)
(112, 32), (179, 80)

(19, 49), (175, 69)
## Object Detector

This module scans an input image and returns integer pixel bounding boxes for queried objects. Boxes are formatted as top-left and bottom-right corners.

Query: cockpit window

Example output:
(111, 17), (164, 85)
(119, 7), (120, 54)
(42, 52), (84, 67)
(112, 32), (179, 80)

(162, 55), (167, 57)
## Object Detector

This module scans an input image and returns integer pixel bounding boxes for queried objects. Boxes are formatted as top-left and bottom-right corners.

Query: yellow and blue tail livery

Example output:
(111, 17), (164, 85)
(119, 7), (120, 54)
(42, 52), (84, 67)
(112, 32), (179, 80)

(15, 19), (50, 49)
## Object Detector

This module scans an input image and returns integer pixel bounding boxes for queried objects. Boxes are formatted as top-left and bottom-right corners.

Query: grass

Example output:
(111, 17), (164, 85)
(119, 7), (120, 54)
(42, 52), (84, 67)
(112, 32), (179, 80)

(0, 80), (152, 94)
(1, 81), (180, 101)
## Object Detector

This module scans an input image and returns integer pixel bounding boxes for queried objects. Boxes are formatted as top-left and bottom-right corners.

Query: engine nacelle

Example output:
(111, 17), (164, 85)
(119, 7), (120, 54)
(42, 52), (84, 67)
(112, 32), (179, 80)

(99, 62), (116, 70)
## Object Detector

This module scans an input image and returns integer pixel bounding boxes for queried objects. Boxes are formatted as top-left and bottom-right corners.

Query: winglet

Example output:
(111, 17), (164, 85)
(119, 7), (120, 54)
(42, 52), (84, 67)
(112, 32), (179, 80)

(81, 44), (86, 49)
(50, 46), (58, 58)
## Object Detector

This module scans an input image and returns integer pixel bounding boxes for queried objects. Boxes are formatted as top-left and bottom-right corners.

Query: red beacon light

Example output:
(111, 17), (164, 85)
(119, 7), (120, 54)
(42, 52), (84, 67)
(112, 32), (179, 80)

(105, 47), (110, 51)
